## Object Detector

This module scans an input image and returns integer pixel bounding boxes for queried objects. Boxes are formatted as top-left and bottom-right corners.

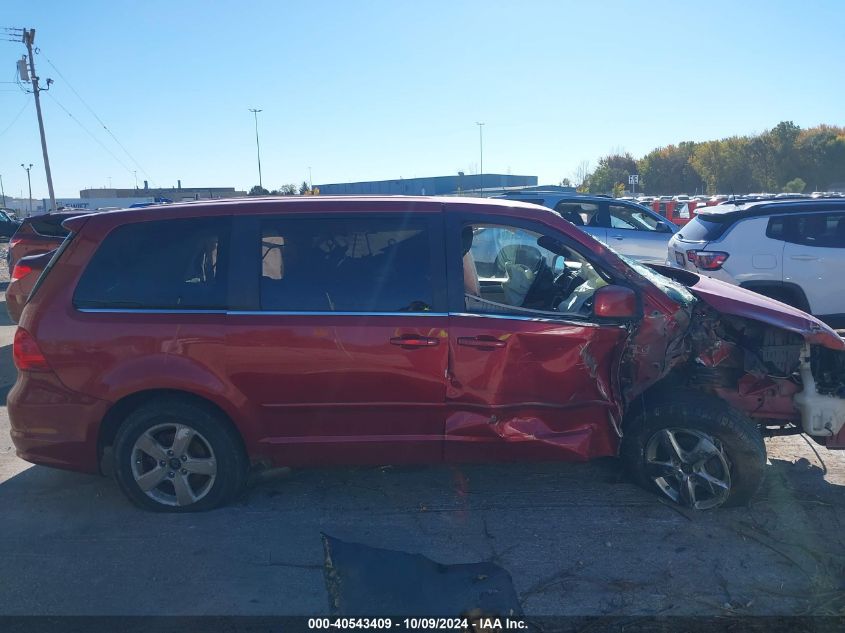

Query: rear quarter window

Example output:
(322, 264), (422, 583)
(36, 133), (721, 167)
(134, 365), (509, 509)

(28, 215), (74, 238)
(74, 216), (230, 310)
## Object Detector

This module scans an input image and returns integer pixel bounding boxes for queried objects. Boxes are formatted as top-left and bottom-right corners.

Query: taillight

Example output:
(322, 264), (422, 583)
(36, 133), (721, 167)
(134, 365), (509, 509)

(9, 238), (20, 248)
(690, 251), (729, 270)
(13, 328), (51, 372)
(11, 262), (33, 281)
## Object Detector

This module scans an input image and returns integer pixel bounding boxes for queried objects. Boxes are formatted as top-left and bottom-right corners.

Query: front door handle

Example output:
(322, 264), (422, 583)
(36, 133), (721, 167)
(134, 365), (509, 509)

(610, 235), (625, 240)
(790, 255), (818, 261)
(458, 336), (506, 350)
(389, 336), (439, 348)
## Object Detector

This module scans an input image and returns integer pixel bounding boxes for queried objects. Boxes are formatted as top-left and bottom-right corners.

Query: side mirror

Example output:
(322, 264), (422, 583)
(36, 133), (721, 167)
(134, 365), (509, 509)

(593, 285), (638, 318)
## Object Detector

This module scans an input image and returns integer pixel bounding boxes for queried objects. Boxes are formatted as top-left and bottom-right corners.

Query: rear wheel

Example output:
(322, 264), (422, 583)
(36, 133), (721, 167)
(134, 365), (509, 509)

(113, 397), (248, 512)
(621, 390), (766, 509)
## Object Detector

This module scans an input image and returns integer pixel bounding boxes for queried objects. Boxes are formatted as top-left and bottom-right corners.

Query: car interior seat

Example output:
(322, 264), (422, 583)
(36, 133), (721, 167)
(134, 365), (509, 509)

(561, 209), (585, 226)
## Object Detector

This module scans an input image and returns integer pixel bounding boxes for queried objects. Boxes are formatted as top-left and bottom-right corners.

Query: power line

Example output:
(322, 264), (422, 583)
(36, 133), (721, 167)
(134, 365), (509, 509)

(39, 50), (153, 182)
(45, 91), (134, 175)
(0, 98), (30, 137)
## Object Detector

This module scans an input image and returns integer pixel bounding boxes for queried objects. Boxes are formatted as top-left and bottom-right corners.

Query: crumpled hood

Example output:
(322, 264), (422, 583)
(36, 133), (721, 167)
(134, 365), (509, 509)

(687, 274), (845, 351)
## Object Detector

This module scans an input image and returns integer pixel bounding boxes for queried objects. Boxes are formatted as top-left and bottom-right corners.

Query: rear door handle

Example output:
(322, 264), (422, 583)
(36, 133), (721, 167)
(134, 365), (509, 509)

(458, 336), (506, 350)
(610, 235), (625, 240)
(790, 255), (818, 261)
(389, 336), (439, 348)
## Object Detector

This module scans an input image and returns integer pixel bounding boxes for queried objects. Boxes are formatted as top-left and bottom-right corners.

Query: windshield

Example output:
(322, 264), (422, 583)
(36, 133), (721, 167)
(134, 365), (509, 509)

(616, 251), (697, 306)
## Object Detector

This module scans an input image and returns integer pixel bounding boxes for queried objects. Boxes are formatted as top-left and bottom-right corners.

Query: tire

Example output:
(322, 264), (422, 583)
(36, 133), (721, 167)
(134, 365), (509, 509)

(113, 397), (248, 512)
(621, 390), (766, 509)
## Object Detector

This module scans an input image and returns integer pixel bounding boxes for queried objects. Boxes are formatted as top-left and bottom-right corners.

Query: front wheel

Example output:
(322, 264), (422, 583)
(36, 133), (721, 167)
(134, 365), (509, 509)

(621, 390), (766, 509)
(113, 397), (248, 512)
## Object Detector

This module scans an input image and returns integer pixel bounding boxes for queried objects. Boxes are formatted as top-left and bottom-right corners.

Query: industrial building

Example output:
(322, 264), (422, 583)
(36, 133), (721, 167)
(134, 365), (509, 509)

(314, 173), (537, 196)
(79, 181), (246, 201)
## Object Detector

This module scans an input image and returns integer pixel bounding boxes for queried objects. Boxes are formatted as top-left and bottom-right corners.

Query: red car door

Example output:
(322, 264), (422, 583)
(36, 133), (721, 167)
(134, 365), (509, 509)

(444, 209), (630, 463)
(226, 209), (449, 466)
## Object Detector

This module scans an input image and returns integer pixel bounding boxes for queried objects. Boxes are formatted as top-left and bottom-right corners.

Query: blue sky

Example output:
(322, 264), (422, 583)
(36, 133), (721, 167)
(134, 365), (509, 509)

(1, 0), (844, 199)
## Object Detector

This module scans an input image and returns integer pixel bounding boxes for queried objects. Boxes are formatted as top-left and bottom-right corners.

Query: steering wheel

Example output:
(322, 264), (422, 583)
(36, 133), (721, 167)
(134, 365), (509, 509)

(552, 268), (581, 297)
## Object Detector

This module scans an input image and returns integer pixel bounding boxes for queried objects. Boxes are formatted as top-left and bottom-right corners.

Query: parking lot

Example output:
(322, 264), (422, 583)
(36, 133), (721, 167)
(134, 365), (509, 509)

(0, 248), (842, 618)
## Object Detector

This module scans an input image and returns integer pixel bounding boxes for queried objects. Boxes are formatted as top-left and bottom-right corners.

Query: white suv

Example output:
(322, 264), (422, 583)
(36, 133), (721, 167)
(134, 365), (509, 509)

(668, 199), (845, 327)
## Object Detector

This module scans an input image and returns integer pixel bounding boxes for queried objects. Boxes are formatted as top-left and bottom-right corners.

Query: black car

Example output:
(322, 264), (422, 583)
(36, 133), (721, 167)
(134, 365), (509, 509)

(0, 209), (22, 239)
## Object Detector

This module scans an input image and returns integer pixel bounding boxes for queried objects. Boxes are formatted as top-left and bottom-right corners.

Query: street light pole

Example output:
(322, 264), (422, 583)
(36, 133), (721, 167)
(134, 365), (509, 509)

(476, 122), (485, 197)
(21, 163), (33, 215)
(0, 174), (6, 207)
(249, 108), (263, 190)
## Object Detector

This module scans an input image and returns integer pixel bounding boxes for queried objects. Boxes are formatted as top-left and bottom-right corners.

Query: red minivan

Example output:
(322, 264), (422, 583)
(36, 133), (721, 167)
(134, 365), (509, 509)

(9, 197), (845, 512)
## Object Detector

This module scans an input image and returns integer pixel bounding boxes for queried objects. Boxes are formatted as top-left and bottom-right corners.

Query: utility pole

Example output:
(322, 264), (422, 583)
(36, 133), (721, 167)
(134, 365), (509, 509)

(249, 108), (263, 189)
(21, 163), (33, 215)
(0, 174), (6, 207)
(476, 122), (485, 197)
(21, 29), (57, 213)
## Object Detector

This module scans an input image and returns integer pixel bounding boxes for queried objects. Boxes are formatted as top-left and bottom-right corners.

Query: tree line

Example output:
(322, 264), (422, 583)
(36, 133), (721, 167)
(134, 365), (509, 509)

(567, 122), (845, 196)
(248, 181), (313, 196)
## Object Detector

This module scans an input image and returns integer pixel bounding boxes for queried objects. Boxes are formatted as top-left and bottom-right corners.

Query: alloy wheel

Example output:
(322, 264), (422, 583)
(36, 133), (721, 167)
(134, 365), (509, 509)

(644, 427), (732, 510)
(130, 422), (217, 507)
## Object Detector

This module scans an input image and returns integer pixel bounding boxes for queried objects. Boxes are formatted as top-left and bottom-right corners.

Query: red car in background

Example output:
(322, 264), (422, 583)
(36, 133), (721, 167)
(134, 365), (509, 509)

(7, 212), (83, 272)
(6, 250), (53, 323)
(8, 196), (845, 513)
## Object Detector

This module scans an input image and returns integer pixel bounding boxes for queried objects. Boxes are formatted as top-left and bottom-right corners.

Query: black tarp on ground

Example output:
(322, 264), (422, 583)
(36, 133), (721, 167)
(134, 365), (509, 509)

(322, 533), (523, 617)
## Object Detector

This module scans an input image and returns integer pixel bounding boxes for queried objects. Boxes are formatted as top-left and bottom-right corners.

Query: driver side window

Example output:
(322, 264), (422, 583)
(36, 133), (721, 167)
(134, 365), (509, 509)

(463, 223), (609, 318)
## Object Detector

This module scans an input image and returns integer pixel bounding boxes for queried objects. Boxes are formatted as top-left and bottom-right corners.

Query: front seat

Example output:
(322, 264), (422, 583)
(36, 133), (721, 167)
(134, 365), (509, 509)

(561, 210), (585, 226)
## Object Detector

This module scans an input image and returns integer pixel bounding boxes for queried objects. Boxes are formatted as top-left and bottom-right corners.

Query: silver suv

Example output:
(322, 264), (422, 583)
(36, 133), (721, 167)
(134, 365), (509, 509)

(494, 192), (677, 263)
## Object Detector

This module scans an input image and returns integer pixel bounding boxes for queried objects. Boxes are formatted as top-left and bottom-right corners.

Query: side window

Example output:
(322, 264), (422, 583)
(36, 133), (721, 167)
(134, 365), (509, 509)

(768, 213), (845, 247)
(464, 223), (609, 318)
(766, 216), (787, 241)
(554, 202), (600, 227)
(259, 217), (434, 312)
(74, 217), (229, 309)
(609, 205), (662, 232)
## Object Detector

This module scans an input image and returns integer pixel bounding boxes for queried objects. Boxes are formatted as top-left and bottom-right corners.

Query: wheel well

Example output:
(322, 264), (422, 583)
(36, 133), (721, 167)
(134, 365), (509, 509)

(739, 281), (810, 312)
(97, 389), (245, 473)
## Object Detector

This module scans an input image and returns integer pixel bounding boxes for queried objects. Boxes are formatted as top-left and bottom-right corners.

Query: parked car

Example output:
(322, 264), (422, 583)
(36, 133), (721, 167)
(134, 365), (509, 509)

(668, 198), (845, 328)
(9, 196), (845, 512)
(0, 208), (22, 239)
(7, 211), (84, 271)
(494, 192), (677, 263)
(6, 250), (53, 323)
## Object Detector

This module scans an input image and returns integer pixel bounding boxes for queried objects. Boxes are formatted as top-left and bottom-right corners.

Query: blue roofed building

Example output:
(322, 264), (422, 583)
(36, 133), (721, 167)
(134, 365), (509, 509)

(314, 173), (537, 196)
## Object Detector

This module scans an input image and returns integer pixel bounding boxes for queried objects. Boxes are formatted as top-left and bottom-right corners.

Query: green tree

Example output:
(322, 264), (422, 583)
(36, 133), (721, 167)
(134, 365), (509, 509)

(795, 125), (845, 190)
(638, 142), (702, 195)
(248, 185), (269, 196)
(691, 137), (756, 194)
(299, 181), (311, 195)
(588, 153), (637, 195)
(278, 183), (298, 195)
(782, 177), (806, 193)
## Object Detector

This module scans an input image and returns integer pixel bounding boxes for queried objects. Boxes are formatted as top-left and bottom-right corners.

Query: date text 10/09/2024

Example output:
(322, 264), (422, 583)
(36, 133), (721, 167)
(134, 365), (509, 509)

(307, 618), (529, 630)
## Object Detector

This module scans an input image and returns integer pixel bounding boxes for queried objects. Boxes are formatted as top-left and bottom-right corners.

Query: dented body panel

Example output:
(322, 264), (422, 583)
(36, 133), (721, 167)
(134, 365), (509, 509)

(445, 315), (625, 461)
